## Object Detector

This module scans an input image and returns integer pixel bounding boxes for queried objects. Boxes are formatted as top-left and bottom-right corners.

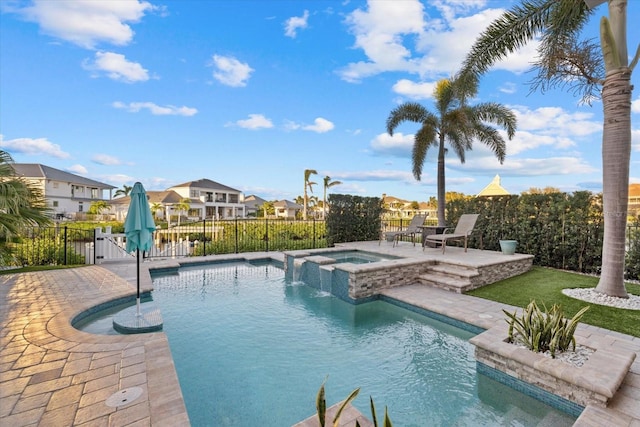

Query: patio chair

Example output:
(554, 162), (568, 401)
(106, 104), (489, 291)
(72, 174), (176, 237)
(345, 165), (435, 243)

(380, 214), (426, 247)
(424, 214), (479, 254)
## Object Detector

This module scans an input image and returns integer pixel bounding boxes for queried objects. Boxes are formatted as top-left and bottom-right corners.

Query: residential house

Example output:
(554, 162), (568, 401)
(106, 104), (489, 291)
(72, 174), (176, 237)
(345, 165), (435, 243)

(382, 194), (433, 219)
(244, 195), (268, 217)
(11, 163), (115, 219)
(273, 200), (302, 219)
(630, 183), (640, 217)
(168, 179), (245, 219)
(110, 190), (183, 222)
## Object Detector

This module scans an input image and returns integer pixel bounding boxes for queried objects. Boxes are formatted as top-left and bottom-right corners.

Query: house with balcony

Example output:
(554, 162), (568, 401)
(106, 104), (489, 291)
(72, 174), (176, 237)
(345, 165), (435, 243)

(11, 163), (115, 219)
(168, 179), (245, 219)
(273, 200), (302, 219)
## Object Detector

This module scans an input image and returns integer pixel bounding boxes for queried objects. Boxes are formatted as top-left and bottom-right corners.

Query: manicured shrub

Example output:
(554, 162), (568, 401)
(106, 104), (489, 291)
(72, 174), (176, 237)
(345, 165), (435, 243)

(504, 300), (589, 358)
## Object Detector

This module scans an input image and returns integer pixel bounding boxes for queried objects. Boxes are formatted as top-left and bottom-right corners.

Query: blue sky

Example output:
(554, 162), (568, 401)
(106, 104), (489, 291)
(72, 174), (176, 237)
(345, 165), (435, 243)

(1, 0), (639, 203)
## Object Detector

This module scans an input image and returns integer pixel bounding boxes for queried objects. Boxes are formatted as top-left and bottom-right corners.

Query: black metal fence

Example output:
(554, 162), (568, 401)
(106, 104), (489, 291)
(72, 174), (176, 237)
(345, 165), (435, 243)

(8, 219), (640, 281)
(9, 219), (328, 266)
(11, 226), (96, 266)
(147, 218), (327, 258)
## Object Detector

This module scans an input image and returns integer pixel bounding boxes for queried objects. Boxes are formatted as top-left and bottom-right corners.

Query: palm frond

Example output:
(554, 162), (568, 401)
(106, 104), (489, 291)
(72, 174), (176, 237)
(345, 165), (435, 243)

(461, 0), (556, 77)
(386, 103), (430, 135)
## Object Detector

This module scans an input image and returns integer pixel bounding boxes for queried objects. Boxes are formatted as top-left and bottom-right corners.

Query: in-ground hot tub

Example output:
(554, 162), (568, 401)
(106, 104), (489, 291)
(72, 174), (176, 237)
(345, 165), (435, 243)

(284, 248), (432, 303)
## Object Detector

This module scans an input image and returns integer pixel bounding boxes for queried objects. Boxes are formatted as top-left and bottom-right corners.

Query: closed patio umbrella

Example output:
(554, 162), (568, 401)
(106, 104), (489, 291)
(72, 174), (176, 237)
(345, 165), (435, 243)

(124, 182), (156, 316)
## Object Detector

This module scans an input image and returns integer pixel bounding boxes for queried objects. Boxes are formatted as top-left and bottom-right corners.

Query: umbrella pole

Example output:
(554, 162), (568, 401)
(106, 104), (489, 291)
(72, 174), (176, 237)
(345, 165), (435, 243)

(136, 248), (141, 317)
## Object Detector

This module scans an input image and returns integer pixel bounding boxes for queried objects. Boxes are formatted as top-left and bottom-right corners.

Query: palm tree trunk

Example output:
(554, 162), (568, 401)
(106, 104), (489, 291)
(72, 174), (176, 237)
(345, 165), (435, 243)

(323, 187), (327, 220)
(594, 67), (632, 298)
(436, 134), (446, 226)
(303, 185), (308, 221)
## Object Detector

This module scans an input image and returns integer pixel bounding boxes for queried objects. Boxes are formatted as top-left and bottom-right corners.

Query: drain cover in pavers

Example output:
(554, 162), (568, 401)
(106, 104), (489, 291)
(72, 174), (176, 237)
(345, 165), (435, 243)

(106, 387), (143, 407)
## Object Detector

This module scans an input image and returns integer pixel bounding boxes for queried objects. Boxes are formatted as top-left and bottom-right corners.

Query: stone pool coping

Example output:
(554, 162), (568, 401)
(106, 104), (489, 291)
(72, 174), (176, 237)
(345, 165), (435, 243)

(471, 325), (636, 408)
(1, 242), (638, 426)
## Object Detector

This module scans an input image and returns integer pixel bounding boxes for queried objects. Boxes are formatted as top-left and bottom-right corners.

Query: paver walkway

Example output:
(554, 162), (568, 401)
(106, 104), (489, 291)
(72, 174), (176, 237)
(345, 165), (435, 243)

(1, 243), (638, 426)
(0, 265), (189, 426)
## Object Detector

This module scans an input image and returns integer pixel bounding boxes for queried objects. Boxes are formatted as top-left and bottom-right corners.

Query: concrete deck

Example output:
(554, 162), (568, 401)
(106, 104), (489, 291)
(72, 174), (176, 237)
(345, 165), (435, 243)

(1, 242), (638, 426)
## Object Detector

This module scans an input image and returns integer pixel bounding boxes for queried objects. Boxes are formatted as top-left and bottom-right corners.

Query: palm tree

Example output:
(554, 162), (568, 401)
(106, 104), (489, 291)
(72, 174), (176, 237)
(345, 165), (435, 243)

(174, 198), (191, 228)
(87, 200), (111, 215)
(0, 150), (51, 263)
(114, 184), (132, 198)
(386, 76), (516, 226)
(150, 203), (163, 220)
(460, 0), (636, 297)
(303, 169), (317, 220)
(322, 176), (342, 219)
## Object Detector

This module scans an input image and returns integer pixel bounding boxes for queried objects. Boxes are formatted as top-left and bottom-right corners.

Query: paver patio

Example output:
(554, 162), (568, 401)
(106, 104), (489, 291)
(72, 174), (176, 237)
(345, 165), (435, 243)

(0, 242), (638, 426)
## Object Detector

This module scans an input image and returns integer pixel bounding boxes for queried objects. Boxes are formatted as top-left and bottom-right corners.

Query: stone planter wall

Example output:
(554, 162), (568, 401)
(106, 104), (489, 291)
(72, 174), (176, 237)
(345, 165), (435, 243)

(472, 257), (533, 289)
(470, 325), (636, 409)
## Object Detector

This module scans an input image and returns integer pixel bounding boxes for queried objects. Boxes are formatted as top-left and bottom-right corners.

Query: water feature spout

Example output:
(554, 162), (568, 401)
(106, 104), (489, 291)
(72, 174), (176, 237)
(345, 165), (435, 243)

(293, 258), (306, 282)
(319, 266), (334, 294)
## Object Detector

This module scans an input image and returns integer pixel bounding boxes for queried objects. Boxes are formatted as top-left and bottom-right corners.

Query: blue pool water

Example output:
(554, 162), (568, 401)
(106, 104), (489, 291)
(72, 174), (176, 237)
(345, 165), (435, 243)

(150, 261), (575, 427)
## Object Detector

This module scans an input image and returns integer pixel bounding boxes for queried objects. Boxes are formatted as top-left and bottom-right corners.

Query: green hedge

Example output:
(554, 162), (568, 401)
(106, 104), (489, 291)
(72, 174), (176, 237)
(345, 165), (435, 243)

(326, 194), (383, 245)
(446, 191), (640, 279)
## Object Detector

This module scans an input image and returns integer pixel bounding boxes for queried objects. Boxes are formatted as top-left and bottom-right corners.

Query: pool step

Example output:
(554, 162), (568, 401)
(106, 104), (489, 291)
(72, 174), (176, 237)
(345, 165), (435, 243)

(417, 263), (480, 293)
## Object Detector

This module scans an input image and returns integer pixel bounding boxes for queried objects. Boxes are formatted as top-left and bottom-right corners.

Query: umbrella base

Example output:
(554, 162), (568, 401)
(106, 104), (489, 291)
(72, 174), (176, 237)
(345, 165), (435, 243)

(113, 302), (163, 334)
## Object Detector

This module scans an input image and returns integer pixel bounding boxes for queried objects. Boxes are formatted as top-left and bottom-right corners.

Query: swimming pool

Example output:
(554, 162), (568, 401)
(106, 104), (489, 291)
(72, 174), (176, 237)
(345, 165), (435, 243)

(150, 261), (575, 426)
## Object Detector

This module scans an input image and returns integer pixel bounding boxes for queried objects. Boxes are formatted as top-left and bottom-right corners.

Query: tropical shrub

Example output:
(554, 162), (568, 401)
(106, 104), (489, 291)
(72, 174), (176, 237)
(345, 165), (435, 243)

(504, 300), (589, 358)
(315, 379), (392, 427)
(13, 236), (85, 266)
(625, 220), (640, 280)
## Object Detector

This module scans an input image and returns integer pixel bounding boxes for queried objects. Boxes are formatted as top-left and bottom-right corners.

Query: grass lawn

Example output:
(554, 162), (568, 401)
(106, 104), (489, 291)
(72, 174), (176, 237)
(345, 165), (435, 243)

(467, 266), (640, 338)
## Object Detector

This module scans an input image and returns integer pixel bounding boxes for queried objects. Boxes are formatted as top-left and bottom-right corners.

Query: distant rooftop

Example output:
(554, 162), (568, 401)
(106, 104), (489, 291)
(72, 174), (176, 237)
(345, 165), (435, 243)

(12, 163), (116, 189)
(477, 175), (510, 197)
(171, 178), (240, 193)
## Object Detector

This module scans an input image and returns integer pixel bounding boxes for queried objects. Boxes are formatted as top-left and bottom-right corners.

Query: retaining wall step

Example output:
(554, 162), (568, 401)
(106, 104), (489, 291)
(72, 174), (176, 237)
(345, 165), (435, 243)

(427, 264), (480, 279)
(418, 273), (473, 293)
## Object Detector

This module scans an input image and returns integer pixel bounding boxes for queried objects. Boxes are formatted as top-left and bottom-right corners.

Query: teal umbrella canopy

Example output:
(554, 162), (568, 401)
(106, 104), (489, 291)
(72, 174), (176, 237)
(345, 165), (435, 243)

(125, 182), (156, 253)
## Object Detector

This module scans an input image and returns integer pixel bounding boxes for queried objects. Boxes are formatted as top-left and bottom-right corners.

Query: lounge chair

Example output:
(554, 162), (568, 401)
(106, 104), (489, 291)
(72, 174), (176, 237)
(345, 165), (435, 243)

(380, 214), (426, 247)
(424, 214), (479, 253)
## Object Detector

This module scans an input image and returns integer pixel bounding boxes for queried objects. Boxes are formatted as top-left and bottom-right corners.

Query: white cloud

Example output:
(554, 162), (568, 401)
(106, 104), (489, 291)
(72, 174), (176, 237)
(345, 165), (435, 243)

(499, 82), (517, 94)
(84, 51), (149, 83)
(67, 164), (88, 175)
(228, 114), (274, 130)
(339, 1), (539, 82)
(446, 153), (596, 177)
(332, 169), (416, 182)
(339, 0), (426, 82)
(302, 118), (335, 133)
(370, 132), (414, 157)
(210, 54), (254, 87)
(392, 79), (436, 99)
(632, 97), (640, 113)
(284, 10), (309, 38)
(633, 128), (640, 152)
(515, 106), (601, 134)
(0, 135), (70, 158)
(112, 101), (198, 116)
(13, 0), (154, 49)
(92, 154), (122, 165)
